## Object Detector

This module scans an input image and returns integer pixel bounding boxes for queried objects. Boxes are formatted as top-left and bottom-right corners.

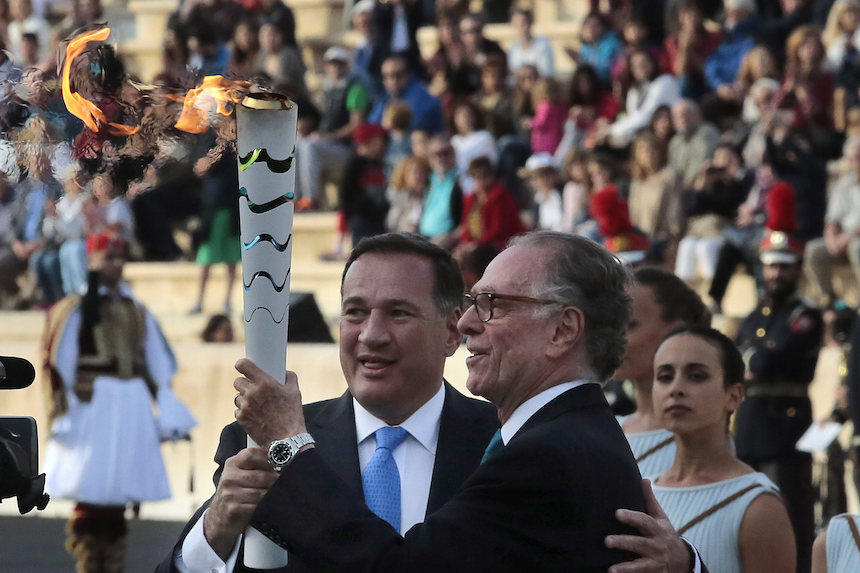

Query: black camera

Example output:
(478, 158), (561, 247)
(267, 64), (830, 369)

(0, 356), (50, 514)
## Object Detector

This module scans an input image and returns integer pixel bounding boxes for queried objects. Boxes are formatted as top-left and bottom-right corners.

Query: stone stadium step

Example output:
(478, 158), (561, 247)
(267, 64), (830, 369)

(121, 258), (346, 325)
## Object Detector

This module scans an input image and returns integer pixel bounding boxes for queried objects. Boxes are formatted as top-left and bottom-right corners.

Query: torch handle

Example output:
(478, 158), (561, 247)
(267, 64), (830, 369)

(237, 99), (296, 570)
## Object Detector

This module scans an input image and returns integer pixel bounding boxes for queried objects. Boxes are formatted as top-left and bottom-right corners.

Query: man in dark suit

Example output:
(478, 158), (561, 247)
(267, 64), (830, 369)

(231, 232), (697, 572)
(158, 233), (498, 573)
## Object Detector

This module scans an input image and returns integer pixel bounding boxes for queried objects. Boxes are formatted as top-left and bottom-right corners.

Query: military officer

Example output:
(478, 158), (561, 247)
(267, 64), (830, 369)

(735, 231), (823, 573)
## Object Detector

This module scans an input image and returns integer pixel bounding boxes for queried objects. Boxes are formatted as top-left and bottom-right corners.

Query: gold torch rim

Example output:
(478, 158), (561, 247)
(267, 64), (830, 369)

(241, 93), (293, 110)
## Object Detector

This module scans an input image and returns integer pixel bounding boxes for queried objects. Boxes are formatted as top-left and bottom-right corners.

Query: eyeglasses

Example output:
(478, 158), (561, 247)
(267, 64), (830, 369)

(463, 292), (561, 322)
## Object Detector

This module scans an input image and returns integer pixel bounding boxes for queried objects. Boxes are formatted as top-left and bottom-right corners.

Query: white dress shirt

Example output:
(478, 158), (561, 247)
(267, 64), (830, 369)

(175, 383), (447, 573)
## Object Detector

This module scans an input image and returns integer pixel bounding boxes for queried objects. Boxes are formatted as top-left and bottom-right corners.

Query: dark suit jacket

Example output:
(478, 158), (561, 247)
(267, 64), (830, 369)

(734, 297), (822, 460)
(369, 1), (425, 81)
(251, 384), (648, 573)
(155, 382), (498, 573)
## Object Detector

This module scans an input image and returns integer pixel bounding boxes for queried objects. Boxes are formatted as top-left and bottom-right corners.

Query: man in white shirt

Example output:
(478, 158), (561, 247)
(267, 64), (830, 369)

(7, 0), (52, 62)
(157, 233), (499, 573)
(804, 137), (860, 307)
(506, 8), (554, 78)
(230, 231), (707, 573)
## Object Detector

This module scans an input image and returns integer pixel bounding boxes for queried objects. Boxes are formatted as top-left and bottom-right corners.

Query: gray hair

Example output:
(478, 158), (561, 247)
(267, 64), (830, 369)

(509, 232), (633, 382)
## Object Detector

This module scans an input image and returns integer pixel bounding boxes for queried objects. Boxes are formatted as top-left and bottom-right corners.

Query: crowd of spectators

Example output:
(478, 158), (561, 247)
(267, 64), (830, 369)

(1, 0), (860, 326)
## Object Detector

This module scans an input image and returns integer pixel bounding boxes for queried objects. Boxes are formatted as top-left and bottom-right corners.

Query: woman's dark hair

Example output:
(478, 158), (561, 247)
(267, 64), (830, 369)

(202, 314), (232, 342)
(455, 100), (486, 131)
(629, 48), (661, 82)
(581, 11), (609, 36)
(634, 267), (710, 326)
(568, 64), (601, 107)
(660, 324), (745, 387)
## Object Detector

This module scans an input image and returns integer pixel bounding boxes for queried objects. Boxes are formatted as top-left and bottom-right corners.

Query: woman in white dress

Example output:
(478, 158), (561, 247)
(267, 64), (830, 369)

(651, 324), (796, 573)
(615, 267), (710, 478)
(812, 513), (860, 573)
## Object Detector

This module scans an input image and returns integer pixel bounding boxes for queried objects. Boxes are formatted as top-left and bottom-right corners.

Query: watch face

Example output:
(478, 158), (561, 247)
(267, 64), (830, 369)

(270, 442), (293, 465)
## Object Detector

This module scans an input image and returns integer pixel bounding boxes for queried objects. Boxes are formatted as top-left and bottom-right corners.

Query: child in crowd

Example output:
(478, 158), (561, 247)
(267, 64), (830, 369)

(457, 155), (525, 252)
(528, 77), (566, 155)
(386, 155), (430, 233)
(590, 176), (650, 266)
(338, 123), (389, 247)
(382, 101), (413, 178)
(523, 152), (563, 232)
(451, 100), (496, 193)
(561, 149), (598, 238)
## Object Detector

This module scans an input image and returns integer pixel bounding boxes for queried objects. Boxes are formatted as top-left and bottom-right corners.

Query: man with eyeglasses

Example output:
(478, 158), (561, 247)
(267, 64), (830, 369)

(229, 231), (709, 573)
(419, 136), (462, 249)
(368, 55), (444, 134)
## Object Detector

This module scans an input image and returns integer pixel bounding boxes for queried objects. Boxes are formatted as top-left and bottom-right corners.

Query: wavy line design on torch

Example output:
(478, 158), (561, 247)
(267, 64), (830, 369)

(243, 269), (291, 292)
(239, 188), (295, 213)
(238, 147), (296, 173)
(243, 233), (292, 252)
(244, 304), (290, 324)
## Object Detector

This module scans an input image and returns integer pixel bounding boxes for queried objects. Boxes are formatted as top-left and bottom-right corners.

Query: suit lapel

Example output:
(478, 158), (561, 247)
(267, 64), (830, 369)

(306, 392), (363, 494)
(427, 382), (497, 513)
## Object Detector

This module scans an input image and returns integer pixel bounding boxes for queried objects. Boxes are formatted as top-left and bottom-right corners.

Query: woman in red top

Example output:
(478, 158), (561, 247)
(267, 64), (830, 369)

(773, 26), (836, 147)
(458, 156), (525, 251)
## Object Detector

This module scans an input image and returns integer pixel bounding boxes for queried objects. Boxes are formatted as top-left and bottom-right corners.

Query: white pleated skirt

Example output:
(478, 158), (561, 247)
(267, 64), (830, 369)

(44, 376), (172, 505)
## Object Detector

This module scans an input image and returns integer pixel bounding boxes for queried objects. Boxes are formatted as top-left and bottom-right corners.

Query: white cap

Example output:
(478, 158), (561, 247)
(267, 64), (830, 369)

(324, 46), (350, 63)
(524, 152), (556, 173)
(351, 0), (375, 17)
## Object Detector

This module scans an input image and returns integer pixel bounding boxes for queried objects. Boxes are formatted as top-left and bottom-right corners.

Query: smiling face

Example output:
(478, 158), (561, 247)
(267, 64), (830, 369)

(458, 245), (557, 412)
(652, 333), (742, 435)
(340, 252), (461, 424)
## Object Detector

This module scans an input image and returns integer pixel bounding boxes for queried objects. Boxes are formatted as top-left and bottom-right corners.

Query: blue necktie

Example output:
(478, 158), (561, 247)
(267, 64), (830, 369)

(481, 429), (504, 464)
(363, 426), (409, 531)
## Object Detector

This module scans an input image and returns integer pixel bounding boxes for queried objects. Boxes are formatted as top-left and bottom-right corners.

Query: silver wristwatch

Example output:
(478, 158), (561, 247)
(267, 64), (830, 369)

(267, 433), (315, 472)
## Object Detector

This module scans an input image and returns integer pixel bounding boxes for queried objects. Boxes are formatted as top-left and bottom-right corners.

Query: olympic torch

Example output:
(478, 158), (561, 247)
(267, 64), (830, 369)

(237, 93), (296, 568)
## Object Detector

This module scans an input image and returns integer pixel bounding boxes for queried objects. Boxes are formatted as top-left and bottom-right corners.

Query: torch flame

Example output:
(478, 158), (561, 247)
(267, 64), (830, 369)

(61, 28), (140, 136)
(174, 76), (249, 134)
